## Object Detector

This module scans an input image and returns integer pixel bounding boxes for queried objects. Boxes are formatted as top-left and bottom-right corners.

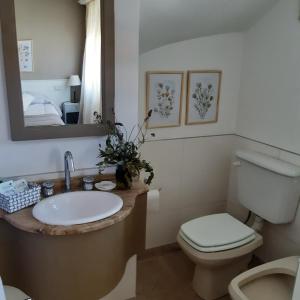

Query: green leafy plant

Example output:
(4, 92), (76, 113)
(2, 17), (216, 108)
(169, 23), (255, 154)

(95, 111), (154, 189)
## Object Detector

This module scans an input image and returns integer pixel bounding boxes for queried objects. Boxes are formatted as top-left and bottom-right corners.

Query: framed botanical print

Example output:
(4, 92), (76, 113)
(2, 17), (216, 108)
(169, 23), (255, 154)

(18, 40), (34, 72)
(186, 70), (222, 125)
(146, 71), (184, 128)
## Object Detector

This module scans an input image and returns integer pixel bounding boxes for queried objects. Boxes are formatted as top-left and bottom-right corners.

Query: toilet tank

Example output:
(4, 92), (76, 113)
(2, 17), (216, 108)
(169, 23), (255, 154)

(235, 150), (300, 224)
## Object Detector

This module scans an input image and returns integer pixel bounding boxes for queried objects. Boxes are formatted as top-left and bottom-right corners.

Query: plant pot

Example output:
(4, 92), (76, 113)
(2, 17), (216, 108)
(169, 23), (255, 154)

(115, 164), (133, 190)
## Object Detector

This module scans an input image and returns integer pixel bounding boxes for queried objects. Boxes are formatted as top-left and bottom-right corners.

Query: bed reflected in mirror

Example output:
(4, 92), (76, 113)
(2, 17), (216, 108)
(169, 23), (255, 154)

(15, 0), (101, 127)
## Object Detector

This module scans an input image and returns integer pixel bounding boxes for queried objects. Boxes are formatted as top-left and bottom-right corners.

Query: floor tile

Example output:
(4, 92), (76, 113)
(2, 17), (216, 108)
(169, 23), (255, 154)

(133, 250), (231, 300)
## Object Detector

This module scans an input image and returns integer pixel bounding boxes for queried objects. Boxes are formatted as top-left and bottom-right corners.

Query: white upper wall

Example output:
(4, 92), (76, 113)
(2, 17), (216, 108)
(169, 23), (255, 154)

(140, 0), (278, 53)
(237, 0), (300, 154)
(228, 0), (300, 262)
(0, 0), (140, 178)
(139, 32), (244, 140)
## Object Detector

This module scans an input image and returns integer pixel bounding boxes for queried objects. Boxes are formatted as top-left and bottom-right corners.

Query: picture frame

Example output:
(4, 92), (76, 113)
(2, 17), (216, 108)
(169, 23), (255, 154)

(17, 40), (33, 72)
(146, 71), (184, 129)
(186, 70), (222, 125)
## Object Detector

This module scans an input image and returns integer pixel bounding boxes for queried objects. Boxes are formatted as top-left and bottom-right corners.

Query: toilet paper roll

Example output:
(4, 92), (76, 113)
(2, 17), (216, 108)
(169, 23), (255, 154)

(147, 189), (160, 212)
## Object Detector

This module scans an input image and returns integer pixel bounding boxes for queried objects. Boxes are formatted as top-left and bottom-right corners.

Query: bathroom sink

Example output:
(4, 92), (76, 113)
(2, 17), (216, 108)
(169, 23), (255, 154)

(32, 191), (123, 226)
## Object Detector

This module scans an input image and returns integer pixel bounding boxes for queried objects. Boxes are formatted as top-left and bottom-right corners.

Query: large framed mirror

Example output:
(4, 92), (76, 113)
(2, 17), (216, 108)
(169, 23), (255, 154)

(0, 0), (114, 141)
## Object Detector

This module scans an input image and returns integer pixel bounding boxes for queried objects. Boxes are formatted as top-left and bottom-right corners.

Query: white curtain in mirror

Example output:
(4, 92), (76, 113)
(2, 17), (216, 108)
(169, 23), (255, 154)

(79, 0), (101, 124)
(0, 277), (5, 300)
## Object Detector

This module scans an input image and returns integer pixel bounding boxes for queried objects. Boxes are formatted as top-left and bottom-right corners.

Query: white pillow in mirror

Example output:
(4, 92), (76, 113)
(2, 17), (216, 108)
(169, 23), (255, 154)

(22, 93), (35, 112)
(26, 91), (53, 105)
(22, 92), (63, 116)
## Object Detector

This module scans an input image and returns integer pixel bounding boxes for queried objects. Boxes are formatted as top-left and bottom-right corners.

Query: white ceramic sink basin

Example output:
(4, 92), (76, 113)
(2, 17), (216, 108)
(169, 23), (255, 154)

(32, 191), (123, 226)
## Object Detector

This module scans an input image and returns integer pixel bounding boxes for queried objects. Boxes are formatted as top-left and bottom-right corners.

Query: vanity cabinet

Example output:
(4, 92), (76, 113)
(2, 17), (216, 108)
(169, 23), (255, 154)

(0, 183), (147, 300)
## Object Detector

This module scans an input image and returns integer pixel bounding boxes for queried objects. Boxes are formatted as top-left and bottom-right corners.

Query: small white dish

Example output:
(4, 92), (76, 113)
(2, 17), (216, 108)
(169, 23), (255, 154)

(95, 181), (116, 191)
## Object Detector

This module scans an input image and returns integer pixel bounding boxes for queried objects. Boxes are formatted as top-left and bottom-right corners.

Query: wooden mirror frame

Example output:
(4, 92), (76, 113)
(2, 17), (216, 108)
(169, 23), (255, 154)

(0, 0), (115, 141)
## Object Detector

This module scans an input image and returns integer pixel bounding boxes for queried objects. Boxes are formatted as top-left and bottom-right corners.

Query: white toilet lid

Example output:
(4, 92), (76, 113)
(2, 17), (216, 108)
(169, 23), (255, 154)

(179, 213), (256, 253)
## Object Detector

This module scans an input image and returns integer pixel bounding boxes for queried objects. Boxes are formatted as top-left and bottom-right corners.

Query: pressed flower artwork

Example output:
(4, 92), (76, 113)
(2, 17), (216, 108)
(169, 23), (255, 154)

(186, 71), (222, 125)
(146, 72), (183, 128)
(18, 40), (33, 72)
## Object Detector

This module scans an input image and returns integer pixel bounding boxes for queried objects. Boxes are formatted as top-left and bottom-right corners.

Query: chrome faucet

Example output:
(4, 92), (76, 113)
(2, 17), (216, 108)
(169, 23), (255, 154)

(64, 151), (75, 192)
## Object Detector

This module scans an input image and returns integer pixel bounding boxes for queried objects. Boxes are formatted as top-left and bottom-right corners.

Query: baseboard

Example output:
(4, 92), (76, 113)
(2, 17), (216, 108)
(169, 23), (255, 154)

(139, 243), (180, 260)
(249, 255), (264, 269)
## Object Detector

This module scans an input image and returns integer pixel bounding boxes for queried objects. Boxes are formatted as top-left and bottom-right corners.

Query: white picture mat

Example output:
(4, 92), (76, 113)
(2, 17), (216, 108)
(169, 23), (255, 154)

(187, 72), (220, 123)
(18, 40), (33, 72)
(147, 73), (183, 128)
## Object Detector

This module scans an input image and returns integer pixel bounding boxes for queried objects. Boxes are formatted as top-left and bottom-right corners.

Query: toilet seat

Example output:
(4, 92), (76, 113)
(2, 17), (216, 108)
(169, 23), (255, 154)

(179, 213), (256, 253)
(177, 217), (263, 300)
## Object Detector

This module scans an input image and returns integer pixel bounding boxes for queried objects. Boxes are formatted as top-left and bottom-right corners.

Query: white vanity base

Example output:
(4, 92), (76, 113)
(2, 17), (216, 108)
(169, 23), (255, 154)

(101, 255), (137, 300)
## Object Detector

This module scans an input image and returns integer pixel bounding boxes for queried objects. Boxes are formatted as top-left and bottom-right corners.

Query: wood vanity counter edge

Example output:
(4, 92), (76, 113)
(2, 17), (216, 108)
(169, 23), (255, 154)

(0, 180), (148, 236)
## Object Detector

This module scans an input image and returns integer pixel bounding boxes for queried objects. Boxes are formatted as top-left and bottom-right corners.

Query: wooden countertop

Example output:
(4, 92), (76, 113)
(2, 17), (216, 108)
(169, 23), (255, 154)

(0, 179), (148, 236)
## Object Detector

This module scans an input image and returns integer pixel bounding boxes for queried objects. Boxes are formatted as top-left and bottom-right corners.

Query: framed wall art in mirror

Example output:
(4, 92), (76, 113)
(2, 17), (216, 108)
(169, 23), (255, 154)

(0, 0), (115, 140)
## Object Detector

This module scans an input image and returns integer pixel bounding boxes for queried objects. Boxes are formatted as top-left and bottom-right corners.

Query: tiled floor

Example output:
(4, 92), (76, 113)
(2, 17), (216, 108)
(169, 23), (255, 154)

(134, 249), (231, 300)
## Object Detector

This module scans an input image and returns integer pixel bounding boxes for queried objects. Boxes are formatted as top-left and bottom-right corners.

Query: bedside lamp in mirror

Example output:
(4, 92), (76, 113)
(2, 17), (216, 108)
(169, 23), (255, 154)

(68, 75), (81, 103)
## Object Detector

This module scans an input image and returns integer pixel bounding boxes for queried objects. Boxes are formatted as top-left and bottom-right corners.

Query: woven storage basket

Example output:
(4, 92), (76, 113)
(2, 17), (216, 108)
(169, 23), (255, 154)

(0, 185), (41, 213)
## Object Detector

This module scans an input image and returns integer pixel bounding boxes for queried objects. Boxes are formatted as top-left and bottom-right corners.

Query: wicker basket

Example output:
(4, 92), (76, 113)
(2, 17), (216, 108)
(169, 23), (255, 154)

(0, 185), (41, 213)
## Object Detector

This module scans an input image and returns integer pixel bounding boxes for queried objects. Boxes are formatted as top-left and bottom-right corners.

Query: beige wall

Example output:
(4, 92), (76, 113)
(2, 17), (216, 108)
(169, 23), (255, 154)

(227, 136), (300, 262)
(236, 0), (300, 154)
(141, 2), (300, 256)
(15, 0), (85, 80)
(0, 0), (140, 177)
(143, 136), (234, 249)
(139, 33), (244, 140)
(139, 33), (243, 248)
(227, 0), (300, 262)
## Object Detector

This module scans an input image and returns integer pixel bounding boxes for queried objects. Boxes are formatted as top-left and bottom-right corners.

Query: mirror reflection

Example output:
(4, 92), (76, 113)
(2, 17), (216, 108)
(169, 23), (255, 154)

(15, 0), (101, 127)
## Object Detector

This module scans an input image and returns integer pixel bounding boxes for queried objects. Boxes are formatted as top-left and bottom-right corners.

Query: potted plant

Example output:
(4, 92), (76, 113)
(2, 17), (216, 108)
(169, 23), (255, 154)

(95, 111), (154, 189)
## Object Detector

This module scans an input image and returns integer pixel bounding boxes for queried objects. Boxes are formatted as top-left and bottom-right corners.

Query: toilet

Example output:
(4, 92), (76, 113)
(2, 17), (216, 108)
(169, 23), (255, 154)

(177, 214), (263, 300)
(177, 150), (300, 300)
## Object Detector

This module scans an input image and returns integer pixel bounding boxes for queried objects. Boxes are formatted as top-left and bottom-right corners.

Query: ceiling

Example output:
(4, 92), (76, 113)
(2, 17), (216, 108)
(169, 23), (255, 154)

(140, 0), (279, 53)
